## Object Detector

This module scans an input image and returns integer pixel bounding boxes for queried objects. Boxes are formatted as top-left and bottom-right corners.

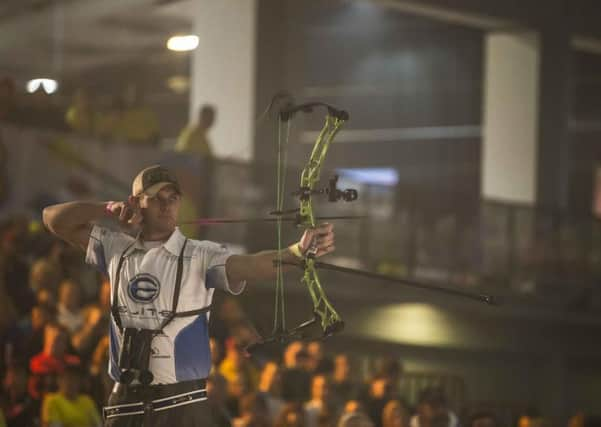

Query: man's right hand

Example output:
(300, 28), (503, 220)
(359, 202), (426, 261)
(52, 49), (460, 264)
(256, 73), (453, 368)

(106, 197), (143, 229)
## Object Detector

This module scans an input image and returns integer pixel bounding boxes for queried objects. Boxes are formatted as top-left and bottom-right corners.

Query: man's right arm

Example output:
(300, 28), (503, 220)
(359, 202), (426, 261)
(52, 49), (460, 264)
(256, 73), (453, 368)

(42, 200), (141, 252)
(42, 201), (108, 252)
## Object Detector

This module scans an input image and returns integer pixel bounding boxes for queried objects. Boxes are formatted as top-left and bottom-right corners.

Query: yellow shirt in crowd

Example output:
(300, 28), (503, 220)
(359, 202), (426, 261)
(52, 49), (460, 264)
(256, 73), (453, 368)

(42, 393), (101, 427)
(116, 107), (160, 143)
(174, 125), (213, 158)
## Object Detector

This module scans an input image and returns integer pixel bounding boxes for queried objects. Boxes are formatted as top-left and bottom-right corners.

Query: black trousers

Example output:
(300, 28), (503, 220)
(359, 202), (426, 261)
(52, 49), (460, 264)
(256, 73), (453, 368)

(103, 379), (215, 427)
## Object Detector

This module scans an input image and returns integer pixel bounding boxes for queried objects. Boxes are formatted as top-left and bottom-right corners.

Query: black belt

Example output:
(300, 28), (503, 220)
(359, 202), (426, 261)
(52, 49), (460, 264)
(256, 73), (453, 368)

(104, 378), (207, 420)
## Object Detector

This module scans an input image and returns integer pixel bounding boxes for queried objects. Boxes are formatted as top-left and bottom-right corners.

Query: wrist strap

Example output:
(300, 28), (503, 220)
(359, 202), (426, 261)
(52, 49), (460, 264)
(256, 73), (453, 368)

(288, 242), (304, 259)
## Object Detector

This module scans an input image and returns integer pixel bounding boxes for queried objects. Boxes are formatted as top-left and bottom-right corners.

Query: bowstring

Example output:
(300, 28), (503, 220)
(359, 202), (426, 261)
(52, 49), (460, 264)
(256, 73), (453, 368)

(274, 116), (291, 335)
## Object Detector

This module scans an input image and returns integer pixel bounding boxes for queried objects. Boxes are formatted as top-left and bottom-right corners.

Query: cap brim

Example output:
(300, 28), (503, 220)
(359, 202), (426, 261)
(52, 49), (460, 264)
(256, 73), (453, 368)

(141, 182), (181, 198)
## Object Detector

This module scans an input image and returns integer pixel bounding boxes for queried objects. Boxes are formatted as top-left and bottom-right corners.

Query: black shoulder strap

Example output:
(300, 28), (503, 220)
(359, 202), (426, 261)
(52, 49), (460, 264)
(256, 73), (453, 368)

(158, 238), (191, 331)
(172, 306), (212, 318)
(111, 241), (137, 333)
(171, 238), (188, 315)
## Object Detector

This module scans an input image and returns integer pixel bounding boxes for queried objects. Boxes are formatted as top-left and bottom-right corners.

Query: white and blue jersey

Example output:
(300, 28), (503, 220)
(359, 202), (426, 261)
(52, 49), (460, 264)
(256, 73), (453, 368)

(85, 225), (245, 385)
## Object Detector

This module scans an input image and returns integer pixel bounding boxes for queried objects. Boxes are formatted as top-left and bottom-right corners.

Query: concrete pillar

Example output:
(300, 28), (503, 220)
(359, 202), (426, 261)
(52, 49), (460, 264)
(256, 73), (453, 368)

(190, 0), (257, 161)
(481, 31), (540, 204)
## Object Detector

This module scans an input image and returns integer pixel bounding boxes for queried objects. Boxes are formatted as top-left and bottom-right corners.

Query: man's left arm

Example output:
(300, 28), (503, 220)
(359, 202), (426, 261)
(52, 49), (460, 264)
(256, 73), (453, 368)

(225, 223), (334, 285)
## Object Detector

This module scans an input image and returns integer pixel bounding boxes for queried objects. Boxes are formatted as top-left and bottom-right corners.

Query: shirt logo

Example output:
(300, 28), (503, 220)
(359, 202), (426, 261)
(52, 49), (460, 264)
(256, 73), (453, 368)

(127, 273), (161, 303)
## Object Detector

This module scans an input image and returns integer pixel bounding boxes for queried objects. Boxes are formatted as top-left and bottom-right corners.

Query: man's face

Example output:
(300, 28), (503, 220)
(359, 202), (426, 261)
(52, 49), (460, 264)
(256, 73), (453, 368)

(139, 186), (181, 234)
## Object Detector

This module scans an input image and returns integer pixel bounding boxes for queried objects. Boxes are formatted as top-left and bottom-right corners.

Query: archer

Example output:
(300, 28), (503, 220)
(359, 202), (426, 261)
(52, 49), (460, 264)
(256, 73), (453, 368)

(41, 164), (334, 427)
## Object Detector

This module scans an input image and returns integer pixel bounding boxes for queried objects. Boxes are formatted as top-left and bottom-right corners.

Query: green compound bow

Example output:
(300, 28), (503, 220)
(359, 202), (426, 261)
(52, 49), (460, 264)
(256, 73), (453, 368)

(266, 101), (356, 346)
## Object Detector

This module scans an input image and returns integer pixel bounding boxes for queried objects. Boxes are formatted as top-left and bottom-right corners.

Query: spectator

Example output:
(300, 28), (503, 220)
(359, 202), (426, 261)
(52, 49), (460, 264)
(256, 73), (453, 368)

(5, 304), (56, 366)
(36, 288), (57, 307)
(1, 364), (39, 426)
(207, 373), (233, 427)
(307, 341), (333, 374)
(60, 245), (99, 303)
(89, 336), (112, 405)
(382, 400), (409, 427)
(409, 387), (459, 427)
(343, 401), (365, 415)
(257, 361), (284, 424)
(174, 104), (216, 222)
(0, 307), (17, 373)
(29, 323), (80, 400)
(94, 94), (123, 143)
(468, 412), (497, 427)
(280, 342), (311, 403)
(376, 358), (403, 399)
(114, 84), (159, 144)
(226, 376), (251, 419)
(275, 403), (305, 427)
(65, 89), (95, 135)
(1, 222), (34, 315)
(29, 252), (63, 294)
(71, 279), (109, 358)
(305, 374), (339, 427)
(56, 280), (84, 334)
(338, 412), (375, 427)
(210, 337), (225, 372)
(211, 297), (249, 343)
(41, 365), (101, 427)
(175, 104), (215, 158)
(363, 375), (393, 427)
(331, 354), (358, 404)
(219, 337), (260, 396)
(516, 408), (541, 427)
(233, 393), (270, 427)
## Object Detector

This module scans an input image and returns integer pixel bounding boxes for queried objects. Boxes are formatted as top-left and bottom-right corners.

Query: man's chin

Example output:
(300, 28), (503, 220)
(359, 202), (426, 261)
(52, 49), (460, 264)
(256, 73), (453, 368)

(148, 220), (176, 232)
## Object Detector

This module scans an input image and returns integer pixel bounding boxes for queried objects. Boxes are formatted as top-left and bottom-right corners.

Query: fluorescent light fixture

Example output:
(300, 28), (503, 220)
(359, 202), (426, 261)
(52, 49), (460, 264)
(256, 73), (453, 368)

(167, 35), (199, 52)
(26, 78), (58, 94)
(336, 168), (399, 186)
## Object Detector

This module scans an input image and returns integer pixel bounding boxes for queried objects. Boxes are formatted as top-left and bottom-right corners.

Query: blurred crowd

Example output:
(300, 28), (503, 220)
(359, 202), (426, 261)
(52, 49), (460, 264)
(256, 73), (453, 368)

(0, 77), (160, 145)
(0, 76), (219, 153)
(0, 217), (599, 427)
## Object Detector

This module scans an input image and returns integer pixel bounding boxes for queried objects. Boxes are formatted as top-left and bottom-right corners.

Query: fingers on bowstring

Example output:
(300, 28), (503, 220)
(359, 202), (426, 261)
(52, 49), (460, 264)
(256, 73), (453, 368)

(318, 244), (336, 257)
(316, 234), (335, 248)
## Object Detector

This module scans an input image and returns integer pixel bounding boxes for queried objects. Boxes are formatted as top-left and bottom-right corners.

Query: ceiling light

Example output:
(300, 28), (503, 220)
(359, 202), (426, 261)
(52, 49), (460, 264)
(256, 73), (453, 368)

(167, 35), (199, 52)
(26, 78), (58, 94)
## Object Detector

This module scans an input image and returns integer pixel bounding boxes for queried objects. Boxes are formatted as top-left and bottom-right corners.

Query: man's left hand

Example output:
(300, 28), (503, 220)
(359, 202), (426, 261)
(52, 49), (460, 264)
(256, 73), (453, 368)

(298, 223), (335, 258)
